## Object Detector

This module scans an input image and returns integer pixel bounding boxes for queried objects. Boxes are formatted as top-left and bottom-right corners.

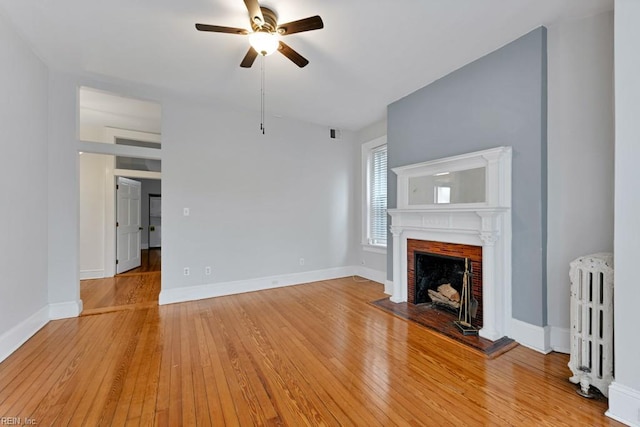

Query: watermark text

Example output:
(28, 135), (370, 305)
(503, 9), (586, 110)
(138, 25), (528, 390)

(1, 417), (37, 425)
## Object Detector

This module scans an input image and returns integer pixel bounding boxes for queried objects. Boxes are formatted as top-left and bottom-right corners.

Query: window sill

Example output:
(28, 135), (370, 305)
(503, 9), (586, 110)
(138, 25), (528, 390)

(362, 244), (387, 255)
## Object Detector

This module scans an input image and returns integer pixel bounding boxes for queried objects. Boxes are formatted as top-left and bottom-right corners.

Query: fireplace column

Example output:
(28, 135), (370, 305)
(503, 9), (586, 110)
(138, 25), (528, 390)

(390, 226), (405, 303)
(477, 211), (504, 341)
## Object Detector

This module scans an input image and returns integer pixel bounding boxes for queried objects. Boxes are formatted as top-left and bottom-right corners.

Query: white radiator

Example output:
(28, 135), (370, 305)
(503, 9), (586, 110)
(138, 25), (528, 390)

(568, 253), (614, 398)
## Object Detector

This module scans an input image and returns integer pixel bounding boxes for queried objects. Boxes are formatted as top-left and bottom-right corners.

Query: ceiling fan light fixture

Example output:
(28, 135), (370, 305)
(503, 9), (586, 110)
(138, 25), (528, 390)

(249, 31), (279, 56)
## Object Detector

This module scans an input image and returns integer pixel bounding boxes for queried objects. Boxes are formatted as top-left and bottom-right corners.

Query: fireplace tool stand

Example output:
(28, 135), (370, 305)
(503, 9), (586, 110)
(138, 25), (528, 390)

(454, 258), (478, 336)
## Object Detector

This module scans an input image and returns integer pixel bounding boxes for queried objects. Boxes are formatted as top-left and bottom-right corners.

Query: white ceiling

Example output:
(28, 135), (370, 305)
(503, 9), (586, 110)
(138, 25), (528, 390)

(0, 0), (613, 131)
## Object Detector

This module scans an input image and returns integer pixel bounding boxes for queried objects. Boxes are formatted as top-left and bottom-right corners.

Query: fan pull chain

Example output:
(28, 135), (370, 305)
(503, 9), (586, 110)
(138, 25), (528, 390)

(260, 55), (265, 135)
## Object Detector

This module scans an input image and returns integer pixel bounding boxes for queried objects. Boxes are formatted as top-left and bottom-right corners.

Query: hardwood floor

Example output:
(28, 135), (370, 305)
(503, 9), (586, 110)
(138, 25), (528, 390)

(118, 248), (161, 276)
(80, 249), (161, 315)
(0, 278), (620, 426)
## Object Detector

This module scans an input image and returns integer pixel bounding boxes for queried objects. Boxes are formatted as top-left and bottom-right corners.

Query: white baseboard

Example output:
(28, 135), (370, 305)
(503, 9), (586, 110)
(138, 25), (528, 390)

(606, 382), (640, 427)
(384, 280), (393, 295)
(159, 266), (357, 305)
(510, 318), (552, 354)
(80, 269), (105, 280)
(0, 300), (82, 364)
(355, 266), (386, 284)
(550, 326), (570, 354)
(49, 300), (83, 320)
(0, 306), (49, 364)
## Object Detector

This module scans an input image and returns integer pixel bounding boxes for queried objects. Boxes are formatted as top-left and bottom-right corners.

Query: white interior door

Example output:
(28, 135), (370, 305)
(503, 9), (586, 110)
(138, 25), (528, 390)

(116, 177), (142, 274)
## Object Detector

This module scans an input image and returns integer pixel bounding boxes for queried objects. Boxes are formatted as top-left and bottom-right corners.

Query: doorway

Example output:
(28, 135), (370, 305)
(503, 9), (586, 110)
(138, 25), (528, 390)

(79, 165), (162, 315)
(77, 87), (162, 314)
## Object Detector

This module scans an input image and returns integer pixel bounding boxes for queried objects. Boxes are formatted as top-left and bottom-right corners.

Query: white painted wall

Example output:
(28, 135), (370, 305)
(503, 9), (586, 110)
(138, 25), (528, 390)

(160, 97), (358, 294)
(79, 153), (108, 279)
(0, 13), (50, 354)
(47, 73), (83, 315)
(45, 68), (361, 307)
(546, 11), (614, 352)
(609, 0), (640, 424)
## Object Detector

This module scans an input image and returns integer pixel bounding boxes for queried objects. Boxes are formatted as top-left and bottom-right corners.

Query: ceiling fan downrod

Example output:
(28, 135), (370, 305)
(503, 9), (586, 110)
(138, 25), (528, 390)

(260, 55), (266, 135)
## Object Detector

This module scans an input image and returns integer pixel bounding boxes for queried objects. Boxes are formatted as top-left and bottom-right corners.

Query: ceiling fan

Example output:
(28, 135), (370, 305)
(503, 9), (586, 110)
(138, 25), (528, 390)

(195, 0), (324, 68)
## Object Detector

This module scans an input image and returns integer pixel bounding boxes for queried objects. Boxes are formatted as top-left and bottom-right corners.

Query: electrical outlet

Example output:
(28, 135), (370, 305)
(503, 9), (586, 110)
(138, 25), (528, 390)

(205, 266), (211, 275)
(299, 258), (305, 266)
(183, 207), (190, 216)
(183, 267), (190, 276)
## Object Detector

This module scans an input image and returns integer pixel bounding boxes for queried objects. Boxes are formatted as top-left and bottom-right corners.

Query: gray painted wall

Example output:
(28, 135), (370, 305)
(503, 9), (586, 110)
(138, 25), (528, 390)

(387, 28), (548, 327)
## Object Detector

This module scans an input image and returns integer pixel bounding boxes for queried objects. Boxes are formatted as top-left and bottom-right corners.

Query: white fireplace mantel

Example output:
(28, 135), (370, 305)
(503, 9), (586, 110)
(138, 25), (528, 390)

(388, 146), (512, 341)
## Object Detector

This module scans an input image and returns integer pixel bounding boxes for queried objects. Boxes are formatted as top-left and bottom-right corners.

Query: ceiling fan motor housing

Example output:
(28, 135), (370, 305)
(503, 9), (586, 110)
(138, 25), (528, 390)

(251, 7), (278, 33)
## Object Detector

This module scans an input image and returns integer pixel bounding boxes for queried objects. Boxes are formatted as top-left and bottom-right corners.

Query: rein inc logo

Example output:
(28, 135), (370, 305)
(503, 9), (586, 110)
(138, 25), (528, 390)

(1, 417), (37, 425)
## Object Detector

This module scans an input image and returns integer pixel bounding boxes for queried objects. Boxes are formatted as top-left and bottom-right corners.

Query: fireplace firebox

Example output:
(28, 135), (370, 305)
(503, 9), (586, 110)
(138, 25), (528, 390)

(414, 252), (466, 307)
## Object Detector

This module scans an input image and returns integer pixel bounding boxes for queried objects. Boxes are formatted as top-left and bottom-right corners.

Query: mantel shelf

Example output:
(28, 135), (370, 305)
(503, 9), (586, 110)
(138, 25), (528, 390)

(389, 206), (509, 214)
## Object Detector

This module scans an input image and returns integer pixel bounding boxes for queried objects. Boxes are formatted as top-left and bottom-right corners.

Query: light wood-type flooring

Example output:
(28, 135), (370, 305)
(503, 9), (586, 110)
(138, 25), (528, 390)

(80, 249), (161, 315)
(0, 276), (621, 426)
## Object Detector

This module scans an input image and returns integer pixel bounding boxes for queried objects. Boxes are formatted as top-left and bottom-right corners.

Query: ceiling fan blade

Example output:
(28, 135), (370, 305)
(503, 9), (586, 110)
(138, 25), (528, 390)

(243, 0), (265, 27)
(195, 23), (248, 35)
(278, 41), (309, 68)
(277, 16), (324, 35)
(240, 47), (259, 68)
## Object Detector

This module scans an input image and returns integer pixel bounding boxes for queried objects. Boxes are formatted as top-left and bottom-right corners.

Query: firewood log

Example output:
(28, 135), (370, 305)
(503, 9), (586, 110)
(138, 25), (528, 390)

(428, 289), (460, 309)
(437, 283), (460, 302)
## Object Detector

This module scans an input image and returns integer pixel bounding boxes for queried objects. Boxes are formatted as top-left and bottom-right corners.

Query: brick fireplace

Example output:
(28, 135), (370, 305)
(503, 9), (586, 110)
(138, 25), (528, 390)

(388, 146), (512, 341)
(408, 239), (483, 328)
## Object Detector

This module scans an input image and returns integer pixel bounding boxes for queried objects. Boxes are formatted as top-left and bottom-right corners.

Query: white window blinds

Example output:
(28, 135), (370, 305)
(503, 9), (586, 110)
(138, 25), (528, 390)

(369, 145), (387, 246)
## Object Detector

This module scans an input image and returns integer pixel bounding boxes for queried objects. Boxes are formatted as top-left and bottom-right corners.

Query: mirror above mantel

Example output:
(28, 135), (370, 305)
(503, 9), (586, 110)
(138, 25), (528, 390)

(393, 146), (512, 210)
(408, 167), (486, 205)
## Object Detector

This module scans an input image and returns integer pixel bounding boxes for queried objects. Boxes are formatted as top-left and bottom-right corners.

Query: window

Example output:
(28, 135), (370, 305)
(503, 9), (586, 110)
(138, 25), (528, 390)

(362, 137), (387, 249)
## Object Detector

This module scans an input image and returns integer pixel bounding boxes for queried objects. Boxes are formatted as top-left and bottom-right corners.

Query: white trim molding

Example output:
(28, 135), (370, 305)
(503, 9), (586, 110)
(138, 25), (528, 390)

(510, 318), (552, 354)
(0, 306), (49, 364)
(356, 266), (387, 285)
(49, 300), (83, 320)
(384, 280), (394, 296)
(607, 382), (640, 427)
(160, 266), (358, 305)
(0, 300), (84, 363)
(361, 135), (388, 248)
(388, 146), (512, 342)
(80, 269), (105, 280)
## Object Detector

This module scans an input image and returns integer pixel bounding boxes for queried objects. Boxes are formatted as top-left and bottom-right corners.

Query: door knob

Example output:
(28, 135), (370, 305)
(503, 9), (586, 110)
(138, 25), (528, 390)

(139, 227), (143, 230)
